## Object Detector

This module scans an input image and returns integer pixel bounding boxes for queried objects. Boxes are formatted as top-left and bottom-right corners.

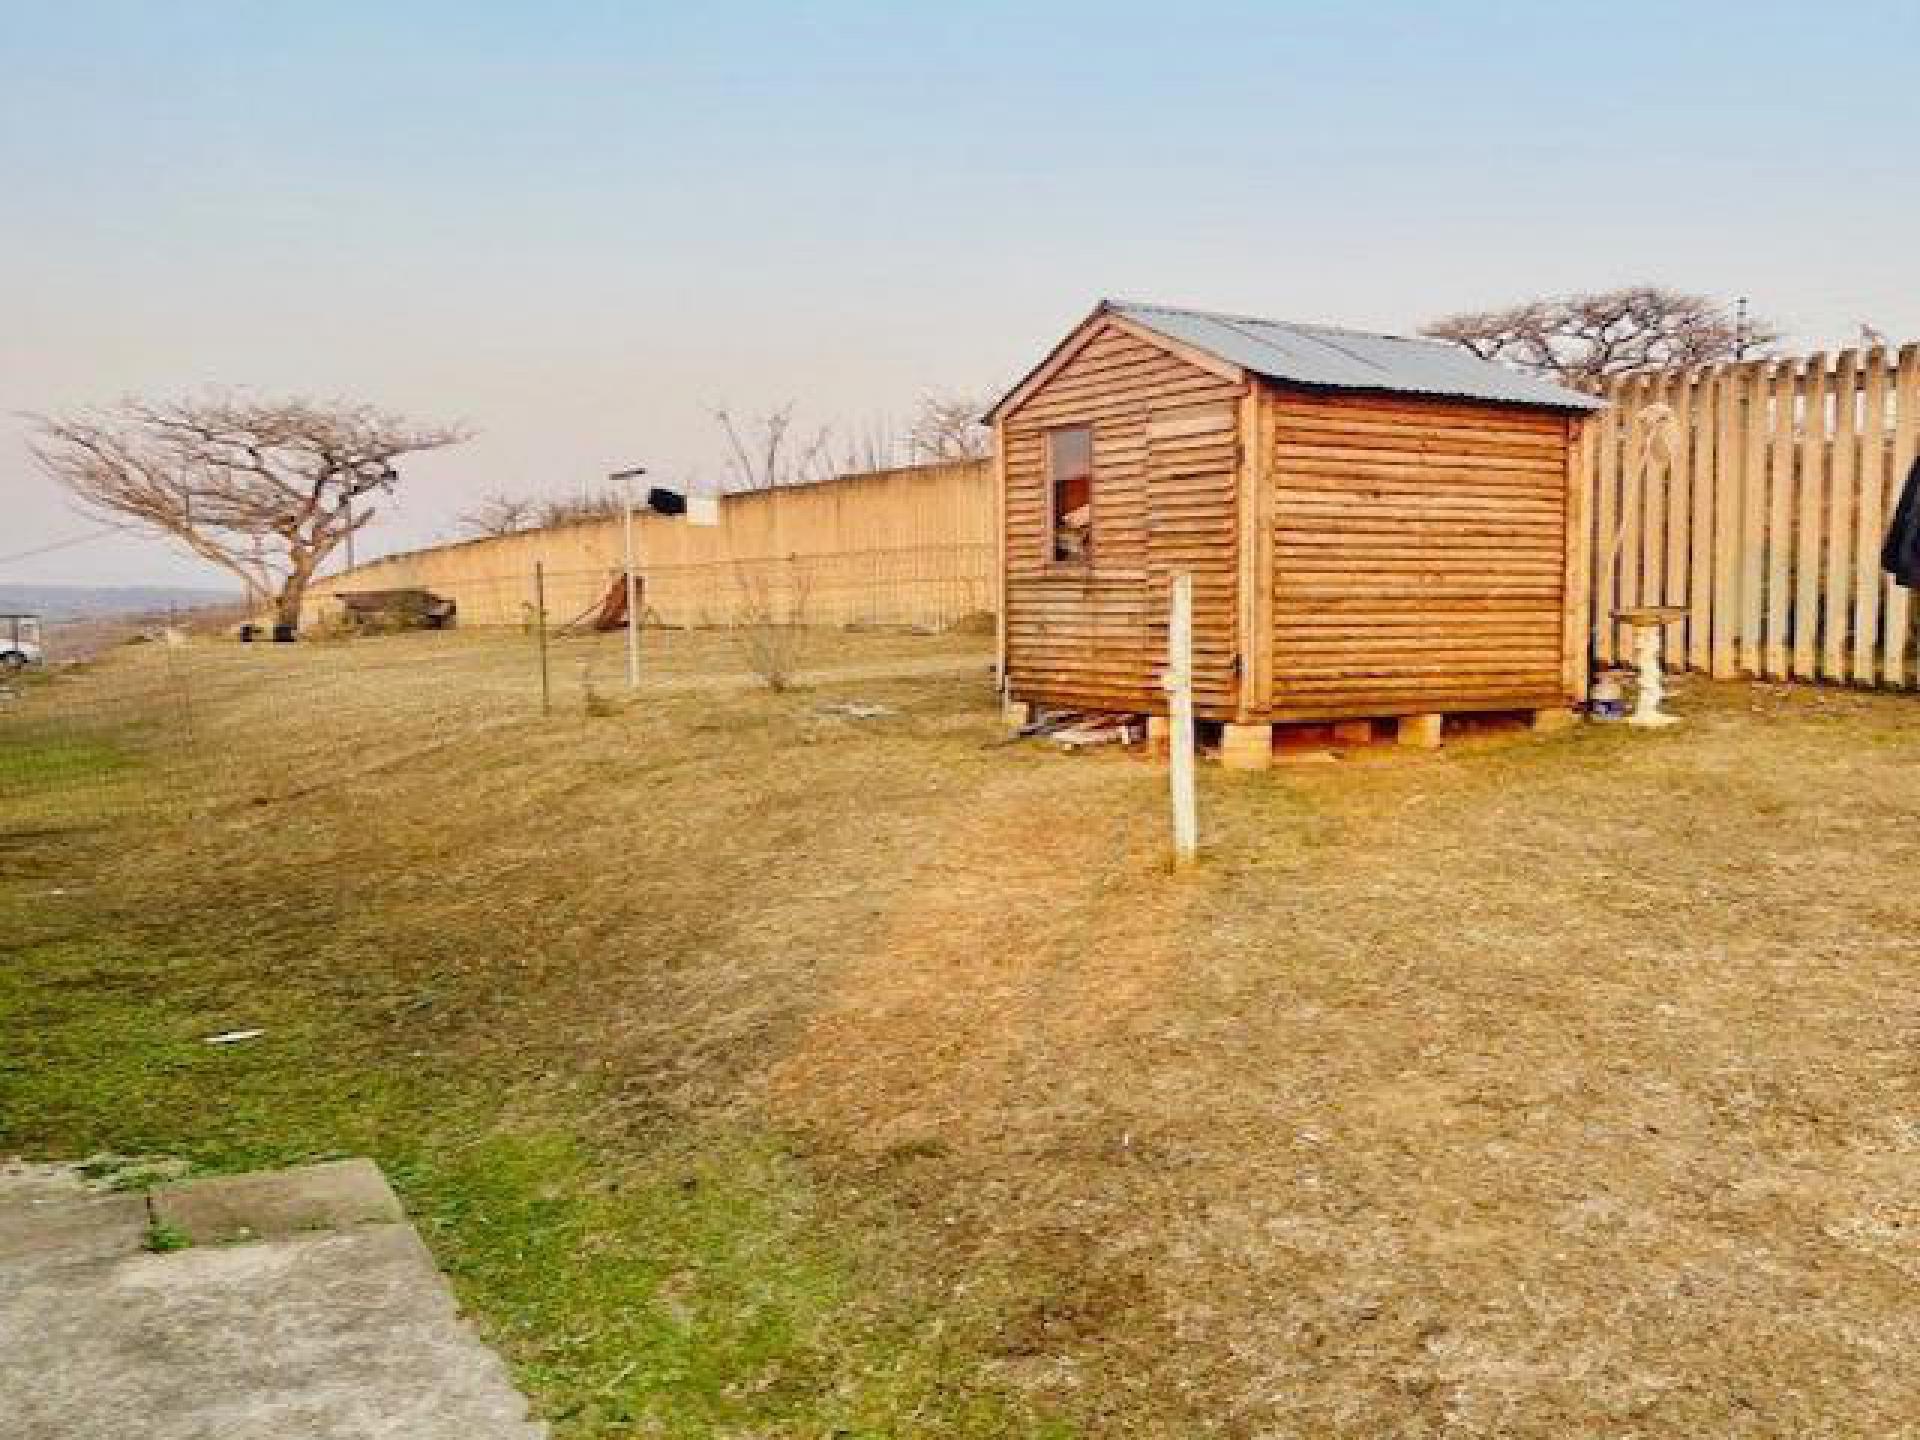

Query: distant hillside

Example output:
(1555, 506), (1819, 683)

(0, 583), (240, 621)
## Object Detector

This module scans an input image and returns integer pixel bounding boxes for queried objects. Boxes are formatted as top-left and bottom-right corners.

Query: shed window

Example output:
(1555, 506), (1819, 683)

(1047, 425), (1094, 563)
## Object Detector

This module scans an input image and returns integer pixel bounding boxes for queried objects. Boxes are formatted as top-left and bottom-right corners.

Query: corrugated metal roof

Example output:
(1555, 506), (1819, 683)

(1107, 301), (1607, 411)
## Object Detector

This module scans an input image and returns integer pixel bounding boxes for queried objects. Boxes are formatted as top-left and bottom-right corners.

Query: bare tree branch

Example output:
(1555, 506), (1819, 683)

(458, 489), (648, 537)
(833, 415), (901, 475)
(457, 493), (540, 538)
(29, 394), (469, 627)
(537, 492), (625, 527)
(709, 402), (837, 491)
(907, 393), (991, 462)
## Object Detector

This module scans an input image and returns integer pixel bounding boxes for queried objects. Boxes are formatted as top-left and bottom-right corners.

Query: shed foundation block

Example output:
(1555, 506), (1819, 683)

(1531, 706), (1577, 733)
(1220, 722), (1274, 770)
(1146, 714), (1172, 756)
(1001, 698), (1032, 730)
(1396, 713), (1444, 749)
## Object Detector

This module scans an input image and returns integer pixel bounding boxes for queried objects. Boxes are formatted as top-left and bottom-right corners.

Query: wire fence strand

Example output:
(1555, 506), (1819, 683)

(1, 546), (998, 829)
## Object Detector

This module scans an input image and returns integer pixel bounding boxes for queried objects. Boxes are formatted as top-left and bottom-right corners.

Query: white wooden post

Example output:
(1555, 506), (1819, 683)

(622, 482), (641, 690)
(1163, 571), (1198, 866)
(610, 465), (650, 690)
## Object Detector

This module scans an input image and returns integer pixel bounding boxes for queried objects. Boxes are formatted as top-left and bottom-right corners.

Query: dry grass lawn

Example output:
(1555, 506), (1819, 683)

(5, 624), (1920, 1437)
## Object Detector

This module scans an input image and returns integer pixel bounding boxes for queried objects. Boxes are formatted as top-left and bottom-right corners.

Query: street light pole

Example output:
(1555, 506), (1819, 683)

(610, 466), (647, 690)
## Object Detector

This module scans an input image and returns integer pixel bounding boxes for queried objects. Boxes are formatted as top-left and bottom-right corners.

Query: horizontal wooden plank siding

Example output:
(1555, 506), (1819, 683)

(1147, 401), (1241, 710)
(1269, 390), (1573, 720)
(1002, 320), (1244, 717)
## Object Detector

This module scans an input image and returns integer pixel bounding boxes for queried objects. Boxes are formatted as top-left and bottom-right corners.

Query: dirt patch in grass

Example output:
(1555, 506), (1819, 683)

(767, 755), (1200, 1151)
(6, 636), (1920, 1436)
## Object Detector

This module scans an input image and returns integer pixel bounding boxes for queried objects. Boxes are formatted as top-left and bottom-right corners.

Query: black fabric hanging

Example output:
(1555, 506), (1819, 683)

(1883, 457), (1920, 590)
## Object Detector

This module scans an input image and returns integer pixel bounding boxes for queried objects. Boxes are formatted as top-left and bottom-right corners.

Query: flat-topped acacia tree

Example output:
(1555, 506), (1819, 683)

(1422, 286), (1781, 388)
(31, 395), (469, 629)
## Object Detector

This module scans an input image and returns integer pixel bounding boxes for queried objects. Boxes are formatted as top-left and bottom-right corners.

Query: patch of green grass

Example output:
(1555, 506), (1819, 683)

(0, 734), (132, 794)
(0, 727), (152, 839)
(0, 906), (449, 1170)
(0, 856), (1065, 1440)
(143, 1220), (192, 1253)
(407, 1131), (1060, 1439)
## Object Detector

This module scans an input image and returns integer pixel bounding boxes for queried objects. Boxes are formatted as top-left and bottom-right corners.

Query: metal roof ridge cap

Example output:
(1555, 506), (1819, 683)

(1200, 311), (1322, 368)
(1248, 319), (1402, 378)
(1110, 300), (1446, 347)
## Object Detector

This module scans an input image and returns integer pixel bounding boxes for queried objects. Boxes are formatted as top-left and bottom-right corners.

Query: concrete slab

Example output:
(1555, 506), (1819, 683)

(150, 1157), (404, 1244)
(0, 1158), (545, 1438)
(0, 1223), (545, 1439)
(0, 1162), (147, 1277)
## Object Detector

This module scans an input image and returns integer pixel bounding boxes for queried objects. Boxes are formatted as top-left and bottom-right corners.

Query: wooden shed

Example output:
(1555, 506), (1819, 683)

(987, 301), (1606, 766)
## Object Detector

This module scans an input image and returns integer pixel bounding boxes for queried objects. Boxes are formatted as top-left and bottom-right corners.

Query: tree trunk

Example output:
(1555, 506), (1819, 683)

(275, 562), (316, 629)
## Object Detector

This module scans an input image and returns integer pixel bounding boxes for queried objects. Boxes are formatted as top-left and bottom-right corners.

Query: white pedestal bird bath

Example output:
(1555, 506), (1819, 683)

(1612, 604), (1688, 727)
(1600, 405), (1689, 729)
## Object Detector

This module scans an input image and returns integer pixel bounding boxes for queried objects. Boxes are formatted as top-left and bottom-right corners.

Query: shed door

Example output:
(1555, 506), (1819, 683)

(1146, 402), (1240, 714)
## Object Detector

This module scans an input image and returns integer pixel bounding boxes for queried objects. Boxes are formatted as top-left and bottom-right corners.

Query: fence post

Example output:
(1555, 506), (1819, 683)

(1163, 571), (1198, 867)
(1854, 348), (1890, 684)
(1793, 355), (1829, 681)
(1824, 350), (1861, 683)
(535, 562), (551, 717)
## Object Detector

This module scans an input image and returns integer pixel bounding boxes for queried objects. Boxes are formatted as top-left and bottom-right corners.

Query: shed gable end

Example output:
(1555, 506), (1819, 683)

(1000, 320), (1248, 716)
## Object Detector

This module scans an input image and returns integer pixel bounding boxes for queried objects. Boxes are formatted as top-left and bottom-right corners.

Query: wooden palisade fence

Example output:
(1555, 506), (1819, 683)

(1581, 343), (1920, 687)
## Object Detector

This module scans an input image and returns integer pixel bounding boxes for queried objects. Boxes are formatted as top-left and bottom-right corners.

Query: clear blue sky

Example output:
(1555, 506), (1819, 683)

(5, 0), (1917, 586)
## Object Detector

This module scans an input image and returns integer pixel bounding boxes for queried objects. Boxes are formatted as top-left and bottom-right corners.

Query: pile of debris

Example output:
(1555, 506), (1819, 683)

(1015, 710), (1143, 750)
(333, 589), (458, 633)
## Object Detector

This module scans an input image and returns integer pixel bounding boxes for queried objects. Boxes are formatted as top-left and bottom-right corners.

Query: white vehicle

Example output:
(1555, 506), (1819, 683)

(1, 614), (44, 670)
